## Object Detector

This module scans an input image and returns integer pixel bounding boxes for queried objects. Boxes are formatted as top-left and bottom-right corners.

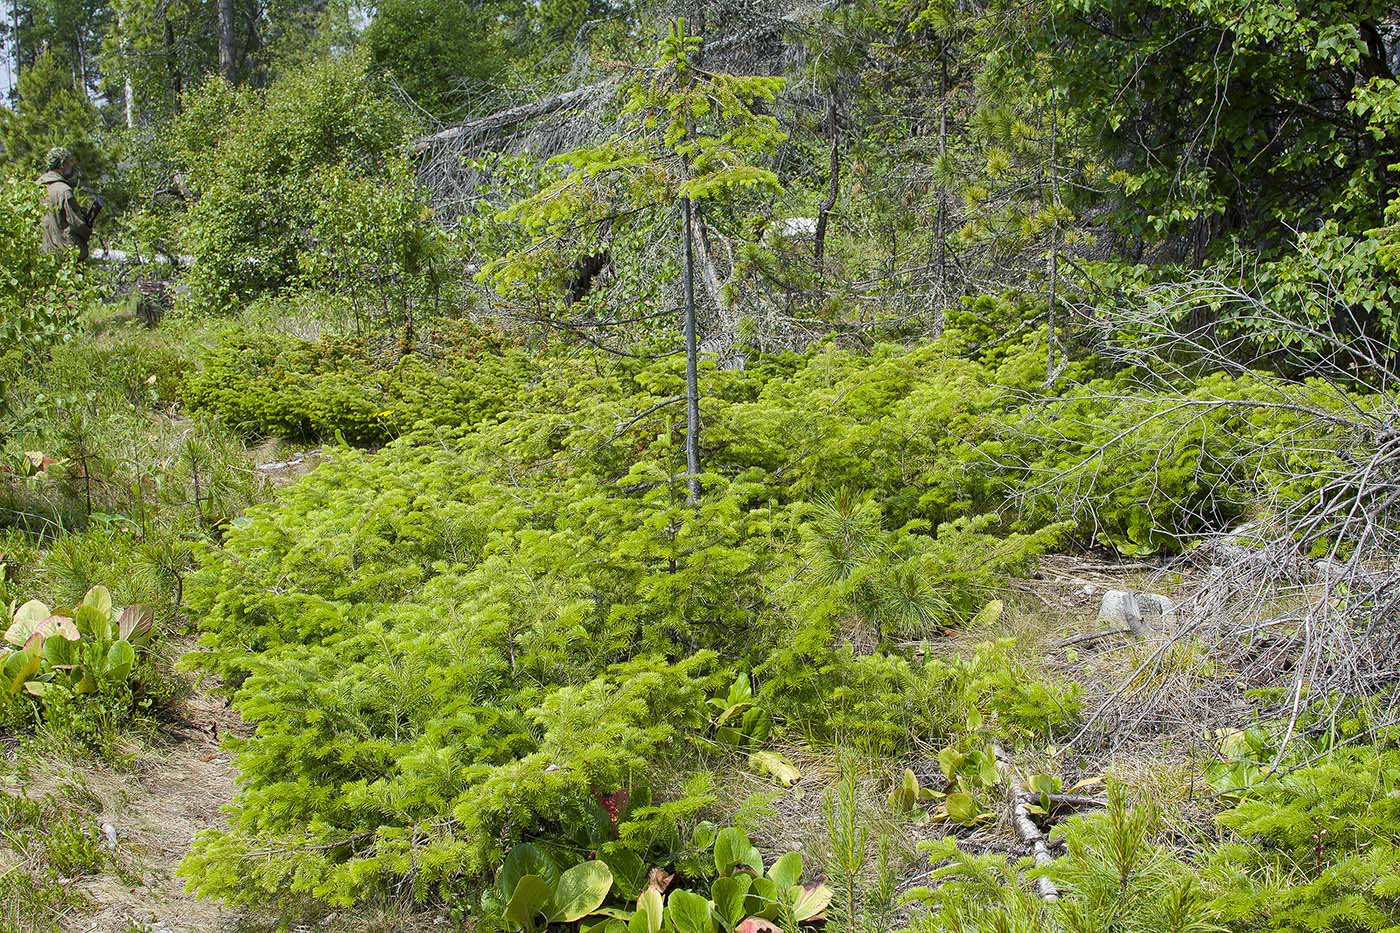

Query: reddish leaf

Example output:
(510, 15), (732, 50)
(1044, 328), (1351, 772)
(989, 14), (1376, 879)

(645, 868), (674, 894)
(591, 787), (630, 827)
(737, 918), (783, 933)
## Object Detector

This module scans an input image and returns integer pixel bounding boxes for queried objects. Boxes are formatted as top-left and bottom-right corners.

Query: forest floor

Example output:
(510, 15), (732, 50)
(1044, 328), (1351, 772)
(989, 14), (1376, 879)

(24, 662), (246, 932)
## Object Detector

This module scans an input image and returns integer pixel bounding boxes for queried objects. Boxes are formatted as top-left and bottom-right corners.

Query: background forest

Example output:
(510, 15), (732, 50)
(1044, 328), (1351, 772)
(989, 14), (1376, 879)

(4, 0), (1400, 931)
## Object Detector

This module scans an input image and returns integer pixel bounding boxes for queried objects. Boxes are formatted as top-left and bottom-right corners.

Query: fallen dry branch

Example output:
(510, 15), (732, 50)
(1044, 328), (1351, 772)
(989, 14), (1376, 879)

(994, 746), (1060, 901)
(1044, 792), (1108, 810)
(411, 82), (610, 153)
(411, 0), (845, 155)
(1010, 793), (1059, 901)
(1054, 627), (1135, 650)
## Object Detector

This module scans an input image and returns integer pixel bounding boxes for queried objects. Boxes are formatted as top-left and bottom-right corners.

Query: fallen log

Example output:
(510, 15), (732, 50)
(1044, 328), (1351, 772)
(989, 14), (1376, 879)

(411, 1), (844, 153)
(1043, 792), (1108, 810)
(1054, 627), (1134, 650)
(91, 247), (194, 267)
(411, 82), (610, 153)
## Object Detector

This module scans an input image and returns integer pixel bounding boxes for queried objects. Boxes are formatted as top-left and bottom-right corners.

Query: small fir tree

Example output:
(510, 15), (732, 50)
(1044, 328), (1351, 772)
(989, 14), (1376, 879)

(0, 47), (107, 179)
(486, 17), (786, 502)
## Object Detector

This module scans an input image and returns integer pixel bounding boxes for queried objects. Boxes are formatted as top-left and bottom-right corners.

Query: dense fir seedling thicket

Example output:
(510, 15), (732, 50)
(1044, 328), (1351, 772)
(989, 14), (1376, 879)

(175, 313), (1356, 907)
(8, 0), (1400, 928)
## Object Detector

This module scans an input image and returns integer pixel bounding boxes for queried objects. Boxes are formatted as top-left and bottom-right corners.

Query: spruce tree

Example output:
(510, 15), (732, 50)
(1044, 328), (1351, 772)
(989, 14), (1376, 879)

(487, 17), (785, 502)
(0, 47), (106, 178)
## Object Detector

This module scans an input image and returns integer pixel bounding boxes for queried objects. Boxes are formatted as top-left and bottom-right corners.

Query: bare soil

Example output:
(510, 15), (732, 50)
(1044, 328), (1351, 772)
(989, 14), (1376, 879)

(52, 692), (249, 933)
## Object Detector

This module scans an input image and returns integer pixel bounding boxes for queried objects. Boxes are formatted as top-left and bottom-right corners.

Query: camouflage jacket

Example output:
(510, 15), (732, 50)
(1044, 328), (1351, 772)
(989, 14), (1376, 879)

(36, 170), (92, 259)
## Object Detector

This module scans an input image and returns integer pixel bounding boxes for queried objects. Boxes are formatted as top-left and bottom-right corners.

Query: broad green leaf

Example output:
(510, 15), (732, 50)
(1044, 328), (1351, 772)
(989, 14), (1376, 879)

(43, 634), (78, 669)
(691, 821), (717, 849)
(499, 843), (558, 899)
(631, 888), (664, 933)
(945, 791), (990, 826)
(547, 859), (614, 922)
(712, 874), (752, 927)
(591, 908), (635, 920)
(3, 635), (43, 696)
(766, 852), (801, 891)
(81, 585), (112, 619)
(788, 884), (832, 922)
(4, 599), (51, 645)
(746, 877), (779, 919)
(504, 874), (553, 931)
(937, 746), (963, 780)
(75, 605), (111, 641)
(665, 888), (715, 933)
(972, 599), (1004, 626)
(714, 827), (761, 875)
(106, 640), (136, 683)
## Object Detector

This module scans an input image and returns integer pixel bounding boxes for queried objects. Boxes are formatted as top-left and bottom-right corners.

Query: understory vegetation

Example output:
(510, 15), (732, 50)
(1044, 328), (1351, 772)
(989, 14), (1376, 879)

(5, 0), (1400, 930)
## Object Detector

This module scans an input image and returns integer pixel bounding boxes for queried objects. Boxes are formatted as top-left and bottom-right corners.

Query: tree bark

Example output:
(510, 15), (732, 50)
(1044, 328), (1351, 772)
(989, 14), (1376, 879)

(164, 14), (183, 103)
(682, 195), (702, 505)
(933, 43), (949, 335)
(218, 0), (236, 83)
(1045, 88), (1061, 387)
(813, 94), (840, 273)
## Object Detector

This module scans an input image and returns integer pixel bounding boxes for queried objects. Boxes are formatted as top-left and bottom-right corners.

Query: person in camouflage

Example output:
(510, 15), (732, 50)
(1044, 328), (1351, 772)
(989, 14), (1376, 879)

(36, 146), (102, 260)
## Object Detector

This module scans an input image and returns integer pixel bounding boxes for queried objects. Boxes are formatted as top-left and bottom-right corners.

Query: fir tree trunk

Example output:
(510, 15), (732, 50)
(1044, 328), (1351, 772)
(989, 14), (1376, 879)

(813, 94), (840, 273)
(1045, 88), (1061, 387)
(218, 0), (236, 83)
(682, 194), (702, 505)
(164, 15), (183, 103)
(934, 44), (948, 336)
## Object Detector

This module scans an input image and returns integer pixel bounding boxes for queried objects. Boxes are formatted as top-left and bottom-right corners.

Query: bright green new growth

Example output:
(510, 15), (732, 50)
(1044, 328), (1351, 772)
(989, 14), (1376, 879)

(484, 20), (784, 305)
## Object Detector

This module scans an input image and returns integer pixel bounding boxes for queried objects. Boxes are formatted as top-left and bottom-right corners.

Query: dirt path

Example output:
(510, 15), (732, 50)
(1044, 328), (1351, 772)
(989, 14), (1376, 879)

(55, 690), (249, 933)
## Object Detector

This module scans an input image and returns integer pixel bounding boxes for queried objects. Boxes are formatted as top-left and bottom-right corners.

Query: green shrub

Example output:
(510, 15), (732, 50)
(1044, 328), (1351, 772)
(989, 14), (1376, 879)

(0, 585), (176, 752)
(0, 173), (94, 385)
(907, 747), (1400, 933)
(1204, 746), (1400, 932)
(0, 788), (103, 932)
(171, 55), (416, 312)
(177, 338), (1085, 908)
(181, 320), (535, 443)
(906, 787), (1214, 932)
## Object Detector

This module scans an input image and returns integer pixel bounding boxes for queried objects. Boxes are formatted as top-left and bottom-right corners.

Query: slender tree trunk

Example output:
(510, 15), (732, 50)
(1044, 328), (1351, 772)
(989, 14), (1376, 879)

(813, 93), (841, 274)
(164, 15), (183, 104)
(118, 11), (134, 127)
(218, 0), (236, 83)
(1046, 88), (1061, 387)
(681, 195), (702, 505)
(934, 43), (949, 335)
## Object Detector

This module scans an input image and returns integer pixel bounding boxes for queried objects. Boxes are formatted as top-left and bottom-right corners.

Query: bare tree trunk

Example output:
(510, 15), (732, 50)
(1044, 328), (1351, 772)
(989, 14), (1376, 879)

(118, 11), (134, 127)
(164, 15), (183, 104)
(933, 44), (948, 335)
(218, 0), (236, 83)
(693, 202), (727, 312)
(682, 195), (702, 505)
(1046, 89), (1061, 387)
(813, 94), (840, 274)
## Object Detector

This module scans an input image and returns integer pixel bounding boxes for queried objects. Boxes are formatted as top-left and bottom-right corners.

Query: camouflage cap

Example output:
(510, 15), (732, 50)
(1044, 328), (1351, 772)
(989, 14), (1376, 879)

(45, 146), (74, 170)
